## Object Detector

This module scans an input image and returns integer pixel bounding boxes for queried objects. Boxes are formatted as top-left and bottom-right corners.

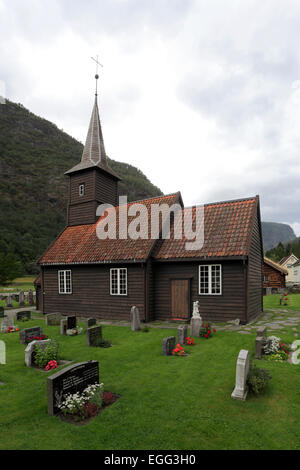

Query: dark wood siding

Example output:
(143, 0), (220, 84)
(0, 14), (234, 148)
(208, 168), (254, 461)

(69, 170), (95, 206)
(153, 260), (247, 323)
(67, 168), (118, 225)
(68, 201), (97, 226)
(263, 263), (286, 290)
(42, 264), (145, 321)
(247, 211), (263, 321)
(95, 170), (118, 206)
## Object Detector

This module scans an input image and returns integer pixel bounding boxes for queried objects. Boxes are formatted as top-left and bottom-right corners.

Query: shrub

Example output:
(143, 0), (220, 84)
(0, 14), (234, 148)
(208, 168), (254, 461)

(199, 322), (216, 339)
(247, 363), (272, 395)
(34, 341), (59, 369)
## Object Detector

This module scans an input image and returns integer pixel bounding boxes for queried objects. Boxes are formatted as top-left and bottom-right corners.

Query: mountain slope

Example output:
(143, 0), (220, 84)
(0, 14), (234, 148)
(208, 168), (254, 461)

(0, 99), (163, 272)
(262, 222), (296, 252)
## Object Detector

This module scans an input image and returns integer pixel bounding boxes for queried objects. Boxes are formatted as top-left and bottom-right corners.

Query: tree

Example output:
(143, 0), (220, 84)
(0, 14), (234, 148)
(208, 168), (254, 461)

(0, 252), (22, 285)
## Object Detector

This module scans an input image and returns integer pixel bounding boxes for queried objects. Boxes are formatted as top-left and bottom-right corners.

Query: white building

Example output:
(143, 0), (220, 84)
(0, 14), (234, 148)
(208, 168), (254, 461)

(279, 254), (299, 286)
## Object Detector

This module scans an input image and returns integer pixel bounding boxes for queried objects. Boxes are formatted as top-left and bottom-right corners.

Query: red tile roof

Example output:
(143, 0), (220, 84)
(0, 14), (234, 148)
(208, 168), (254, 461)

(38, 193), (180, 265)
(153, 196), (259, 260)
(38, 194), (259, 265)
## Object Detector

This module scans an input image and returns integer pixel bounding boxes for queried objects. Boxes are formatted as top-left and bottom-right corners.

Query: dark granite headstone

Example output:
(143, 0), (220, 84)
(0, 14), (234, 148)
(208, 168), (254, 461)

(67, 316), (77, 330)
(19, 291), (25, 307)
(86, 326), (102, 347)
(0, 306), (4, 318)
(86, 318), (97, 328)
(162, 336), (176, 356)
(16, 311), (31, 321)
(20, 326), (43, 344)
(47, 361), (99, 415)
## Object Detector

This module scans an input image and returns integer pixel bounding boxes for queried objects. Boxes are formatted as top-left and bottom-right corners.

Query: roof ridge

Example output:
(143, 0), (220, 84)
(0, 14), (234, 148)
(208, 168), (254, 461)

(200, 195), (257, 207)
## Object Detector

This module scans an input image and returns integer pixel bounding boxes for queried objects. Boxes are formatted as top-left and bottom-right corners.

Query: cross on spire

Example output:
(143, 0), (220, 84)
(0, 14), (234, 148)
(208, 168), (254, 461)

(91, 55), (103, 96)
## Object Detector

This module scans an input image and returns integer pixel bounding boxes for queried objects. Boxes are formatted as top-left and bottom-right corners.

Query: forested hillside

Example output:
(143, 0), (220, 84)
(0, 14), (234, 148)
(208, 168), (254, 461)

(0, 100), (162, 274)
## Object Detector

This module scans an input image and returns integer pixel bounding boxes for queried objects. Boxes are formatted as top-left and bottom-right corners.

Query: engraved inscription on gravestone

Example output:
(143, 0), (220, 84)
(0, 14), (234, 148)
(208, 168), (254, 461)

(47, 361), (99, 415)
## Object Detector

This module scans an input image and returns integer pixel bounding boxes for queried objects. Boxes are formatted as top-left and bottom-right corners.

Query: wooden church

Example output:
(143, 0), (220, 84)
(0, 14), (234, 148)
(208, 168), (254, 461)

(37, 82), (264, 325)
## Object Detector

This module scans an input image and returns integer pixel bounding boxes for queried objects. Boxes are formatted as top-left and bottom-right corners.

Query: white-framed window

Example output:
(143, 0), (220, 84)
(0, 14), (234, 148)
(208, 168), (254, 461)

(58, 270), (72, 294)
(199, 265), (222, 295)
(79, 183), (85, 196)
(110, 268), (127, 295)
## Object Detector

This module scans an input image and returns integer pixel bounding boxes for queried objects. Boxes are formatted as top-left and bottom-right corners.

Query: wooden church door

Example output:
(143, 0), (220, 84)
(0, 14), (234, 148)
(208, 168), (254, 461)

(170, 279), (190, 319)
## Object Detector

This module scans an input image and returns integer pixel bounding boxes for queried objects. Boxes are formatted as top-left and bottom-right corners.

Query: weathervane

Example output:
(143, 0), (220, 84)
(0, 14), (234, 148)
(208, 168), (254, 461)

(91, 55), (103, 96)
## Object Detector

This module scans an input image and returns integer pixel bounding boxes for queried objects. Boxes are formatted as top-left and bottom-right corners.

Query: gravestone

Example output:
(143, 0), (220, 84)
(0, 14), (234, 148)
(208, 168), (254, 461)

(60, 319), (67, 335)
(255, 336), (265, 359)
(16, 311), (31, 321)
(28, 289), (34, 305)
(5, 295), (12, 308)
(231, 349), (250, 401)
(256, 326), (267, 339)
(130, 306), (141, 331)
(0, 306), (4, 318)
(162, 336), (176, 356)
(86, 318), (97, 328)
(25, 339), (51, 367)
(266, 287), (272, 296)
(67, 316), (77, 330)
(19, 326), (43, 345)
(190, 318), (201, 337)
(47, 360), (99, 415)
(86, 325), (103, 347)
(1, 317), (13, 333)
(19, 291), (25, 307)
(255, 326), (267, 359)
(177, 325), (188, 346)
(0, 340), (5, 364)
(45, 312), (62, 326)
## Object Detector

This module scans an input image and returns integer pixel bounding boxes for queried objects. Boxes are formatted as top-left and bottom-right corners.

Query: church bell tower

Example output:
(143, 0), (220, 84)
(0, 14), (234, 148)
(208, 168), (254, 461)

(65, 69), (120, 226)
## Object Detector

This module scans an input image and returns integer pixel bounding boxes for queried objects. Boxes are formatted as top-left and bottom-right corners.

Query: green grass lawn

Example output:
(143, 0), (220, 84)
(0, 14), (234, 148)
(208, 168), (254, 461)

(264, 293), (300, 311)
(0, 276), (35, 294)
(1, 313), (300, 450)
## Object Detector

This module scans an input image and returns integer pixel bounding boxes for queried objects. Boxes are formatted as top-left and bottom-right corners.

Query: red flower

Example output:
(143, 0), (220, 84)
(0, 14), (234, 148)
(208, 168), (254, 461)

(213, 329), (216, 333)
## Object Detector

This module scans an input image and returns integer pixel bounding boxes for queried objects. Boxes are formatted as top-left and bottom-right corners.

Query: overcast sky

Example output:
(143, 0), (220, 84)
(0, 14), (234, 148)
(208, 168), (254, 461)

(1, 0), (300, 234)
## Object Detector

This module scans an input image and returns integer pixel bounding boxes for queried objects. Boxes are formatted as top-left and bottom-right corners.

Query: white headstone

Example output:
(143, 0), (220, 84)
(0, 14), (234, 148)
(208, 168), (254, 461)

(190, 317), (201, 337)
(25, 339), (51, 367)
(231, 349), (250, 401)
(130, 306), (141, 331)
(0, 340), (6, 364)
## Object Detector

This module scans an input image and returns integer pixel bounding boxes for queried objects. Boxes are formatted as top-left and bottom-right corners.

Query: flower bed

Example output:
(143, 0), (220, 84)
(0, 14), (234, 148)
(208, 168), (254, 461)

(6, 326), (19, 333)
(25, 334), (48, 344)
(57, 383), (119, 424)
(200, 322), (216, 339)
(172, 344), (189, 356)
(263, 335), (291, 362)
(66, 327), (83, 336)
